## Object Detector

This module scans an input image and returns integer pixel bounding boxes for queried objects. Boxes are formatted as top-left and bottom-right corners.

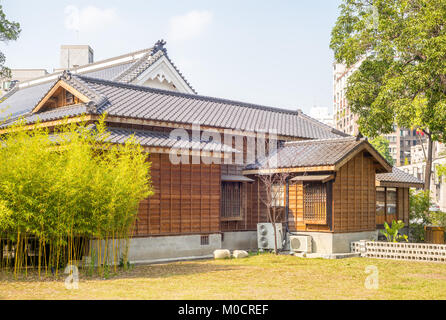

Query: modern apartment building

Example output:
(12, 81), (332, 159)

(309, 106), (334, 127)
(400, 142), (446, 210)
(333, 62), (423, 166)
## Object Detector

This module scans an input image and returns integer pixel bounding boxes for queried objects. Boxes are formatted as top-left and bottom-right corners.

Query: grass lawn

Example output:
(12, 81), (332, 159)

(1, 253), (446, 300)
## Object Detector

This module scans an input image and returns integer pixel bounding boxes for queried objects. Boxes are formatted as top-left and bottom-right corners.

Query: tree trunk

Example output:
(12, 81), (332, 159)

(272, 207), (278, 255)
(424, 134), (433, 192)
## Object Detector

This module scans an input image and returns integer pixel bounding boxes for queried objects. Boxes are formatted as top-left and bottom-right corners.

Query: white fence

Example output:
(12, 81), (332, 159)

(351, 240), (446, 263)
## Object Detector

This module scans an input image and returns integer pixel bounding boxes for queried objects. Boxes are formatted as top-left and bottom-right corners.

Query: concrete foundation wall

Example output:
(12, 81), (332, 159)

(290, 230), (378, 254)
(221, 231), (257, 251)
(89, 229), (379, 264)
(91, 234), (222, 265)
(128, 234), (222, 264)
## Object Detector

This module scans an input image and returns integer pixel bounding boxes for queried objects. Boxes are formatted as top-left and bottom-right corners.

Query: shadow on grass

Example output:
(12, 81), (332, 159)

(0, 261), (242, 283)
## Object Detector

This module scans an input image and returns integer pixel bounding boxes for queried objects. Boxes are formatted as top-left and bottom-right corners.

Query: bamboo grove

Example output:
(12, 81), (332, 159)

(0, 115), (153, 277)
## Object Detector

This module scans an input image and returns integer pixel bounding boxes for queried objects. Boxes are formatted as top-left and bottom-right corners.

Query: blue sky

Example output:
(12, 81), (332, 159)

(0, 0), (342, 114)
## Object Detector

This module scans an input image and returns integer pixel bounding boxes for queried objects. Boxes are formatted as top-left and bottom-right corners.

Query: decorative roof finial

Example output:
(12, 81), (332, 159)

(86, 100), (97, 113)
(153, 39), (167, 54)
(61, 70), (72, 81)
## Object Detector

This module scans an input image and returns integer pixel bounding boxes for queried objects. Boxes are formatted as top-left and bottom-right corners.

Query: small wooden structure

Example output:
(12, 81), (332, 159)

(425, 226), (445, 244)
(242, 137), (392, 234)
(375, 167), (424, 228)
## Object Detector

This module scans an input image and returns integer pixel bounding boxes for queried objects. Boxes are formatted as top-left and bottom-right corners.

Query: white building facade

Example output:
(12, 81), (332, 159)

(399, 142), (446, 211)
(333, 61), (425, 166)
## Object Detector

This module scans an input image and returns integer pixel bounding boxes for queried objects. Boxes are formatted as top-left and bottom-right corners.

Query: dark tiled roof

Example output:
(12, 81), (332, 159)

(0, 81), (56, 119)
(68, 75), (346, 140)
(1, 72), (347, 141)
(113, 50), (158, 83)
(376, 167), (424, 186)
(246, 137), (367, 169)
(83, 62), (135, 81)
(0, 104), (90, 128)
(104, 127), (237, 153)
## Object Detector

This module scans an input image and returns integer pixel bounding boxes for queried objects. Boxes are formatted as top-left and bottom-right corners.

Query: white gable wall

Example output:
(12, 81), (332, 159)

(133, 55), (195, 94)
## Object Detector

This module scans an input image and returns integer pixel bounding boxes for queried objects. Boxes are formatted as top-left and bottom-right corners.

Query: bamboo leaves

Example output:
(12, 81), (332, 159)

(0, 116), (153, 276)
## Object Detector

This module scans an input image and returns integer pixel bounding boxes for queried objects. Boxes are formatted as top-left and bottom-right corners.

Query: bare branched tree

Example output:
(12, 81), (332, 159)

(258, 170), (289, 254)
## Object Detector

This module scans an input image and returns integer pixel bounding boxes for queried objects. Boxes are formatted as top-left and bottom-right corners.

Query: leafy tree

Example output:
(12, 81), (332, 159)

(369, 136), (394, 165)
(0, 5), (20, 79)
(330, 0), (446, 191)
(409, 190), (431, 242)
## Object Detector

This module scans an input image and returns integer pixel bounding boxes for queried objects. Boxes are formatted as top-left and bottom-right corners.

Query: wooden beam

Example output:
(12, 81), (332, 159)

(375, 180), (424, 188)
(0, 115), (95, 134)
(32, 80), (90, 113)
(334, 143), (392, 173)
(242, 166), (335, 175)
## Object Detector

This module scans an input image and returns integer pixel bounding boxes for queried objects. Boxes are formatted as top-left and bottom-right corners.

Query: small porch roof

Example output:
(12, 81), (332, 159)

(376, 167), (424, 188)
(291, 174), (335, 183)
(221, 175), (255, 183)
(243, 137), (392, 175)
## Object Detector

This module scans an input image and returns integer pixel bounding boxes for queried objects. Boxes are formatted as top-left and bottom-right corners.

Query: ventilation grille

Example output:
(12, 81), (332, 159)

(200, 235), (209, 246)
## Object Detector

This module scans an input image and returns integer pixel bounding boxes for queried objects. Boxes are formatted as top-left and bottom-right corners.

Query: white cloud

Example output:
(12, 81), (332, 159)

(168, 10), (213, 42)
(64, 5), (118, 33)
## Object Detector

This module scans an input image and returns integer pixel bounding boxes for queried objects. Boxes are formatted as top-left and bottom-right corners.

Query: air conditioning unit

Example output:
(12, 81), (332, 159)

(289, 235), (312, 253)
(257, 223), (283, 250)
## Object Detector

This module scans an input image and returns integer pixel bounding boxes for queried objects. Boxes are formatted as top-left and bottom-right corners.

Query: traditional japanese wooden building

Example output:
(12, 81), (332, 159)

(0, 41), (423, 260)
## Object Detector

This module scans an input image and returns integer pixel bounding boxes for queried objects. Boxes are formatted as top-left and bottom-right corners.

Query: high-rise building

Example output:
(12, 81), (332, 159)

(309, 106), (334, 127)
(333, 61), (423, 166)
(333, 62), (361, 136)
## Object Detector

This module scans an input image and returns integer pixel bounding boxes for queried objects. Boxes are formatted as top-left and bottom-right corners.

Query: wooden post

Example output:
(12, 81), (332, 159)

(425, 226), (445, 244)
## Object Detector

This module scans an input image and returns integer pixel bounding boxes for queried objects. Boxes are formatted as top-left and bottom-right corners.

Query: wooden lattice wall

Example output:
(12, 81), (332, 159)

(135, 153), (221, 236)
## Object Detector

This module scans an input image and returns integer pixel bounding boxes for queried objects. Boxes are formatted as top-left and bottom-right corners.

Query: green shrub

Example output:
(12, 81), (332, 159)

(409, 190), (446, 242)
(380, 220), (408, 242)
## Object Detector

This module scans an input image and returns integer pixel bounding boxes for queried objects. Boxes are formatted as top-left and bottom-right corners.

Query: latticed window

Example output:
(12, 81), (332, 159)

(303, 182), (329, 224)
(221, 182), (242, 219)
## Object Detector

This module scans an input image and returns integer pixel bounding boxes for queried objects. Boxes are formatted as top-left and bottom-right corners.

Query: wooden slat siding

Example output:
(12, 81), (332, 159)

(361, 153), (367, 231)
(396, 187), (410, 225)
(181, 161), (191, 232)
(149, 153), (161, 234)
(369, 158), (376, 229)
(404, 188), (410, 224)
(355, 154), (361, 231)
(135, 153), (221, 237)
(332, 151), (377, 233)
(222, 152), (379, 233)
